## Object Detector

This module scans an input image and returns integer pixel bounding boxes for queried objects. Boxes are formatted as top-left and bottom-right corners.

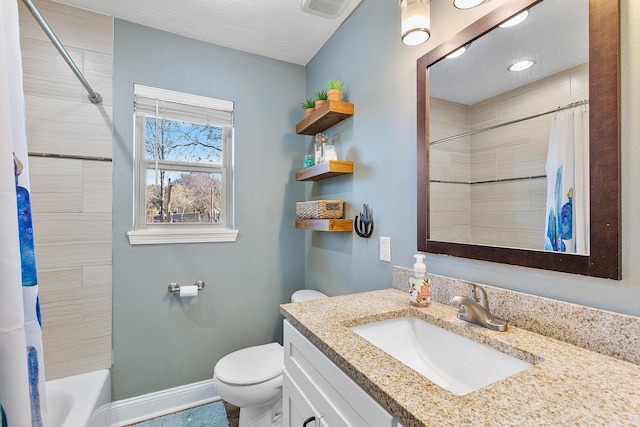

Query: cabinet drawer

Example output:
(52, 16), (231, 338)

(284, 320), (394, 427)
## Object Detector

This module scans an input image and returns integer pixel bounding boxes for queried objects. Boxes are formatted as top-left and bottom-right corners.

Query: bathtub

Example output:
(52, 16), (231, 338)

(46, 369), (111, 427)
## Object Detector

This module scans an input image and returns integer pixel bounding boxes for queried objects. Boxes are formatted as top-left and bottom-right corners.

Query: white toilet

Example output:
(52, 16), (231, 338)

(213, 289), (328, 427)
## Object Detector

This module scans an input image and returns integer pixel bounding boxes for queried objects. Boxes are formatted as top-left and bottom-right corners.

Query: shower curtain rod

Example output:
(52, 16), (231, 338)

(21, 0), (102, 104)
(430, 99), (589, 146)
(432, 174), (546, 186)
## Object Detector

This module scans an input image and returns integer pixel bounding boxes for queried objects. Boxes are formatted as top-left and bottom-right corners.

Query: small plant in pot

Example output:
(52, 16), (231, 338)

(315, 90), (328, 109)
(326, 78), (343, 102)
(301, 98), (316, 116)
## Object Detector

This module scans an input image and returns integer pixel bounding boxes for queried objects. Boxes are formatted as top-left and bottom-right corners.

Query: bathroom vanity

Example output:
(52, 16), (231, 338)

(283, 320), (400, 426)
(280, 288), (640, 426)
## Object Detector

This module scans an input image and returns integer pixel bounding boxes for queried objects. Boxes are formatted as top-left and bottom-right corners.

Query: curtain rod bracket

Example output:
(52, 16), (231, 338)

(89, 93), (102, 104)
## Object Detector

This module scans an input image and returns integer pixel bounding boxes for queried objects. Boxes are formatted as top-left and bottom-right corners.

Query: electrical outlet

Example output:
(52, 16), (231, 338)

(380, 236), (391, 262)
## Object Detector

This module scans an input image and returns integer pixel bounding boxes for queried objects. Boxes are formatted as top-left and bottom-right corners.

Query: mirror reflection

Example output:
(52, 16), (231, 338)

(428, 0), (589, 254)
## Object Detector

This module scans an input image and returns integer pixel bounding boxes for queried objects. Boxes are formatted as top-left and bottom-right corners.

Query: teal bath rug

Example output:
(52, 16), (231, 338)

(130, 401), (229, 427)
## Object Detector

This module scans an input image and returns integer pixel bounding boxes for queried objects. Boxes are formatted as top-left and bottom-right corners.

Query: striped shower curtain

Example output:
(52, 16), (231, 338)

(0, 1), (48, 426)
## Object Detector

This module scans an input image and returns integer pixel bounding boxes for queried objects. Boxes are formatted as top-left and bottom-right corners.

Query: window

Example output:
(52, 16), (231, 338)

(127, 85), (238, 244)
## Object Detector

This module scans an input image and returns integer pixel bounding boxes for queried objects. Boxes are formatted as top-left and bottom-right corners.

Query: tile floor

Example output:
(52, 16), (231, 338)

(223, 402), (239, 427)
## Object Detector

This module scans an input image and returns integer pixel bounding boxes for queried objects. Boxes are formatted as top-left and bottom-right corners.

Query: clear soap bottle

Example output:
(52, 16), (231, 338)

(409, 254), (430, 307)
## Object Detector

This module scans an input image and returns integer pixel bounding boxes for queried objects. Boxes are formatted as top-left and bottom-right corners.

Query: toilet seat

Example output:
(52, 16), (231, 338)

(214, 342), (283, 385)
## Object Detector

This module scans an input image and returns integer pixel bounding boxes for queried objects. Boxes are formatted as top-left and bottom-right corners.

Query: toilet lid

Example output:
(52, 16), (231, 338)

(291, 289), (328, 302)
(214, 342), (283, 385)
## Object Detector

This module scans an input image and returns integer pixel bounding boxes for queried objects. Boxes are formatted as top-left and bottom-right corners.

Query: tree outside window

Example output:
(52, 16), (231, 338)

(144, 117), (223, 224)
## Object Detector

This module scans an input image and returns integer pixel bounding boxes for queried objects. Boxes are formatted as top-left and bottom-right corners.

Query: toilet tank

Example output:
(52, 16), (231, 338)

(291, 290), (328, 302)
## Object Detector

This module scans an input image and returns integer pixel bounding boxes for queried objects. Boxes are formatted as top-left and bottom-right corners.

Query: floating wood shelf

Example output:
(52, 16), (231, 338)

(294, 101), (355, 232)
(296, 160), (354, 181)
(295, 219), (353, 232)
(295, 101), (354, 135)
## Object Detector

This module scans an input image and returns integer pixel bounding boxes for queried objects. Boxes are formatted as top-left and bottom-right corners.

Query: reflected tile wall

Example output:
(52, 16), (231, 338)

(429, 63), (588, 250)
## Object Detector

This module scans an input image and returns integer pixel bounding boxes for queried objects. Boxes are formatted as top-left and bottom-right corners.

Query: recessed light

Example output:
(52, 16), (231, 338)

(499, 10), (529, 28)
(508, 59), (535, 72)
(453, 0), (485, 10)
(446, 45), (468, 59)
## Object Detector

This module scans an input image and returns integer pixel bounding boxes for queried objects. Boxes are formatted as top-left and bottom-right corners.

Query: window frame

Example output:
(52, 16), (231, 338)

(127, 85), (238, 245)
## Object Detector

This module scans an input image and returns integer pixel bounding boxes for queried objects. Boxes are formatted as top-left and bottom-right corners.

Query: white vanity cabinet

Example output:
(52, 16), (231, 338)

(283, 374), (327, 427)
(283, 320), (403, 427)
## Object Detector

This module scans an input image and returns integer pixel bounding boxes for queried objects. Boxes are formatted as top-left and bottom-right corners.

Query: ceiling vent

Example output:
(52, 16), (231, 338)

(301, 0), (350, 18)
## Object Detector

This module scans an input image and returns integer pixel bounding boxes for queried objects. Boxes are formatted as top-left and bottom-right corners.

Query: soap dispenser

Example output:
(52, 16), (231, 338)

(409, 254), (430, 307)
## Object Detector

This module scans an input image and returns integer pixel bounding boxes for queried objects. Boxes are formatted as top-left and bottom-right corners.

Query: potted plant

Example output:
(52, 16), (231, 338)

(301, 98), (316, 116)
(315, 90), (328, 109)
(326, 77), (343, 102)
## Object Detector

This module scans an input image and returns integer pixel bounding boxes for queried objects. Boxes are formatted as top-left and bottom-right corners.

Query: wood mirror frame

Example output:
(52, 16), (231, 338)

(416, 0), (621, 279)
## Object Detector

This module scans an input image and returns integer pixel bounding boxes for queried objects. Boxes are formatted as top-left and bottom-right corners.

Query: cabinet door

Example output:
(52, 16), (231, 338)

(284, 370), (327, 427)
(284, 321), (394, 427)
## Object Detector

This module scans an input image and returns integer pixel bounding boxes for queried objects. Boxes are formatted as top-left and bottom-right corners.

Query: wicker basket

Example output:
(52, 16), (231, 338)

(296, 200), (344, 219)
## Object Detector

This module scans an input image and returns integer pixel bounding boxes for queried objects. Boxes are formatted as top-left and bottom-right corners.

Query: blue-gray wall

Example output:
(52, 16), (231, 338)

(304, 0), (640, 316)
(112, 0), (640, 400)
(112, 20), (306, 399)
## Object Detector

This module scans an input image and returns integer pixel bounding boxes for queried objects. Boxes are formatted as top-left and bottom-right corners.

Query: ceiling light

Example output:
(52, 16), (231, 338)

(399, 0), (431, 46)
(508, 59), (535, 72)
(499, 10), (529, 28)
(446, 44), (470, 59)
(453, 0), (485, 10)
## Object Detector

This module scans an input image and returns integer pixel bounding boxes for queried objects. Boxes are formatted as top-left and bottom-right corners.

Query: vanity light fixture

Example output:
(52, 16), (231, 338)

(508, 59), (535, 72)
(453, 0), (485, 10)
(499, 10), (529, 28)
(399, 0), (431, 46)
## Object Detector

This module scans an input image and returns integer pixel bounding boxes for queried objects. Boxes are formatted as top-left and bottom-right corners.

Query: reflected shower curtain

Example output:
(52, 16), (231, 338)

(0, 1), (47, 426)
(544, 105), (589, 255)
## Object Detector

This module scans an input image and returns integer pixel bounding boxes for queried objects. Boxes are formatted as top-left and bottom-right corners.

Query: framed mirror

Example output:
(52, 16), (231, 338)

(416, 0), (621, 279)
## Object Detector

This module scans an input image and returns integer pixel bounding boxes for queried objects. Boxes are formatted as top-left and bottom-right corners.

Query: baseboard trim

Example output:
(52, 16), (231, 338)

(89, 379), (219, 427)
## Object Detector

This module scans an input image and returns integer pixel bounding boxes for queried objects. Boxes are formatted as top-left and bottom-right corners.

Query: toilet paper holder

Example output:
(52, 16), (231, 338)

(168, 280), (205, 293)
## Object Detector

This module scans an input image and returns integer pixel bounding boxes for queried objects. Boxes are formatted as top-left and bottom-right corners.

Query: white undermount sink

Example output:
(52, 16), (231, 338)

(350, 316), (532, 395)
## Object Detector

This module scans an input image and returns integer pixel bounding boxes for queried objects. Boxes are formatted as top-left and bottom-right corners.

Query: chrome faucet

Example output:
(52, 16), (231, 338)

(449, 284), (508, 332)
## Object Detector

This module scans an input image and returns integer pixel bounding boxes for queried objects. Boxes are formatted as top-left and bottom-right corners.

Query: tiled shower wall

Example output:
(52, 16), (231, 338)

(18, 0), (113, 380)
(468, 63), (588, 249)
(430, 98), (471, 243)
(430, 63), (588, 250)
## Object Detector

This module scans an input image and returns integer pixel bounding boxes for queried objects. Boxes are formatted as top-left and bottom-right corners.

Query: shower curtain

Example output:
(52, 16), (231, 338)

(0, 1), (47, 426)
(544, 105), (589, 255)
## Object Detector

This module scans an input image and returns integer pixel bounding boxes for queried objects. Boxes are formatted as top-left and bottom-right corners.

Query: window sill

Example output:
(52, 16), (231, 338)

(127, 228), (238, 245)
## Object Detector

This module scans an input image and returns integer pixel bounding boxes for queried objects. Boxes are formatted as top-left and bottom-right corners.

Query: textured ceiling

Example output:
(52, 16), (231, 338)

(51, 0), (362, 65)
(50, 0), (586, 104)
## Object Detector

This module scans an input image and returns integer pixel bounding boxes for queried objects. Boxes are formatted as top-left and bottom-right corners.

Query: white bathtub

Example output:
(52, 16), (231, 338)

(46, 369), (111, 427)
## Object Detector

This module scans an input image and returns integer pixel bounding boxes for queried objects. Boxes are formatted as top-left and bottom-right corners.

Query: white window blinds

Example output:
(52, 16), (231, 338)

(134, 84), (233, 127)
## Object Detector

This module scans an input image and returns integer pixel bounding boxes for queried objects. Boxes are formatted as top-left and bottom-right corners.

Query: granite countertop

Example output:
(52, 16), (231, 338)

(280, 288), (640, 426)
